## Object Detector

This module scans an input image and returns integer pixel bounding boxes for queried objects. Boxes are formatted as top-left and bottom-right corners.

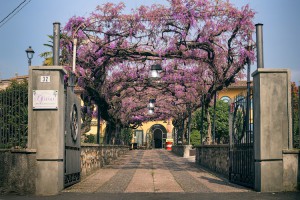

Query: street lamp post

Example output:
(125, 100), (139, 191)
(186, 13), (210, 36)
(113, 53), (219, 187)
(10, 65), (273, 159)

(25, 46), (35, 66)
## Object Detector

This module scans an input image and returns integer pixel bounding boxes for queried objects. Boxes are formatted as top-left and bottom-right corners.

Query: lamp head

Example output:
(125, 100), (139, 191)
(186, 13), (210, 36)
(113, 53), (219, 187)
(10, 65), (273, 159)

(149, 64), (162, 78)
(149, 99), (156, 108)
(148, 107), (154, 115)
(25, 46), (35, 60)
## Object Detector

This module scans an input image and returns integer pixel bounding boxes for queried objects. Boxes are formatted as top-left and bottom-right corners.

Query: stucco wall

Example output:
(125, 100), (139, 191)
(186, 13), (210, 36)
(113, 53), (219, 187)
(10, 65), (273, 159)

(195, 145), (229, 178)
(81, 144), (129, 178)
(0, 149), (36, 194)
(283, 149), (300, 191)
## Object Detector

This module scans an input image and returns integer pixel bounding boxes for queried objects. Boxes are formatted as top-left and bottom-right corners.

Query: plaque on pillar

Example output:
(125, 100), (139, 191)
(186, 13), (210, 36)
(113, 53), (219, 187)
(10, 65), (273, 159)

(32, 90), (58, 109)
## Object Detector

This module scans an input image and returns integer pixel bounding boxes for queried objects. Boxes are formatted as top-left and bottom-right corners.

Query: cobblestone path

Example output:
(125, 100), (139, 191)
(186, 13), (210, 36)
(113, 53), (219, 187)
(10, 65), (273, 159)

(64, 150), (251, 193)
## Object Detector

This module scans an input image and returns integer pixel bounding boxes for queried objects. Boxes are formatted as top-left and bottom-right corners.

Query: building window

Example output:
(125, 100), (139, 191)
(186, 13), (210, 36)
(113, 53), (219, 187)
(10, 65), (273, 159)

(220, 96), (231, 103)
(134, 130), (143, 147)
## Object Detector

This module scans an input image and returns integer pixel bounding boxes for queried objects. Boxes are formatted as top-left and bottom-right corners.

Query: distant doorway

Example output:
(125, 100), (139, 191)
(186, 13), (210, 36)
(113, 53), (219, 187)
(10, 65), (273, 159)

(154, 129), (162, 148)
(149, 124), (167, 149)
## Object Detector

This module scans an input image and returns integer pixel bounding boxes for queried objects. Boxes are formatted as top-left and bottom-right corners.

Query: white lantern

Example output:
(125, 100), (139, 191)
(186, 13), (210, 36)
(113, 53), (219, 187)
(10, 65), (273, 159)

(149, 64), (162, 78)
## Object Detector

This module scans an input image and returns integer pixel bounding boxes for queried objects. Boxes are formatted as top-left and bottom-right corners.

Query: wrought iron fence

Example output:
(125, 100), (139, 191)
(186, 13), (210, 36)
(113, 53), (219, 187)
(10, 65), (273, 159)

(0, 80), (28, 149)
(292, 85), (299, 149)
(229, 90), (254, 188)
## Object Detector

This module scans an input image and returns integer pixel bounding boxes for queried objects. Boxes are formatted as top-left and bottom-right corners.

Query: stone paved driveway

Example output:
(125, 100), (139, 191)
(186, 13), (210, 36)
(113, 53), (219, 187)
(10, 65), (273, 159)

(64, 149), (250, 193)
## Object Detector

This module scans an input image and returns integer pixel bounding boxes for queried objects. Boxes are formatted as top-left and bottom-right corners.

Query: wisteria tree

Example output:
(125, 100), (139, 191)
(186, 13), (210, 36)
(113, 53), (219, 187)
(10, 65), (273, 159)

(61, 0), (255, 144)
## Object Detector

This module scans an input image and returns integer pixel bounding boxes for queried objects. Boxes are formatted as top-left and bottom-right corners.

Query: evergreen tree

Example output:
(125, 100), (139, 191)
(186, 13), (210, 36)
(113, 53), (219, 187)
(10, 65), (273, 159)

(0, 79), (28, 148)
(191, 100), (230, 145)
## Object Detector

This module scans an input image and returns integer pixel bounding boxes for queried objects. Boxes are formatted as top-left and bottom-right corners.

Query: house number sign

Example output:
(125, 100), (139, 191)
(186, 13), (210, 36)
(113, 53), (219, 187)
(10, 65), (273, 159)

(40, 76), (51, 82)
(33, 90), (58, 109)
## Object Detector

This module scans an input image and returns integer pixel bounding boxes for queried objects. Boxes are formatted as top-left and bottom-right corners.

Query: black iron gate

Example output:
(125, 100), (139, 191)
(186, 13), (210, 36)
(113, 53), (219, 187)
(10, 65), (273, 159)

(64, 84), (81, 187)
(229, 91), (254, 188)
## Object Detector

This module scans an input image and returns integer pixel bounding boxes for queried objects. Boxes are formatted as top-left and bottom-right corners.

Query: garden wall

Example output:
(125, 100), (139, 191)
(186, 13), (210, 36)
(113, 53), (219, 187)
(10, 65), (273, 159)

(0, 145), (129, 194)
(172, 145), (193, 157)
(81, 144), (129, 178)
(0, 149), (36, 194)
(195, 144), (229, 178)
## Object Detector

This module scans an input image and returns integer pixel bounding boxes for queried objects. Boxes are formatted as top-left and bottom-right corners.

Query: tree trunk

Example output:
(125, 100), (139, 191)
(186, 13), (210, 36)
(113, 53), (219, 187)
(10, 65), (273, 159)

(115, 124), (120, 145)
(110, 124), (116, 145)
(96, 104), (101, 144)
(206, 110), (212, 144)
(187, 110), (192, 145)
(106, 122), (114, 144)
(181, 119), (185, 145)
(174, 127), (178, 145)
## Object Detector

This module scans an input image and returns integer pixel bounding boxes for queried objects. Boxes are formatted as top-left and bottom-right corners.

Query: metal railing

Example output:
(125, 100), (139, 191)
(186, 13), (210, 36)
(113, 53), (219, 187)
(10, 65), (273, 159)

(229, 91), (254, 188)
(292, 85), (299, 149)
(0, 80), (28, 149)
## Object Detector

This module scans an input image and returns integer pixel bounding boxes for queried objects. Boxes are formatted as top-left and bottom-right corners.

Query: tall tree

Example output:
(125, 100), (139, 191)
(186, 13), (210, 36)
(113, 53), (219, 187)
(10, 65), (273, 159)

(61, 0), (255, 142)
(39, 35), (53, 66)
(192, 100), (229, 144)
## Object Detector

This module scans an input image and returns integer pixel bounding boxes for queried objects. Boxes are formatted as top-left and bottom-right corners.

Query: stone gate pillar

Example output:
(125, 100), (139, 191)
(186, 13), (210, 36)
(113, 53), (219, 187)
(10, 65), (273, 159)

(28, 66), (67, 195)
(252, 68), (292, 192)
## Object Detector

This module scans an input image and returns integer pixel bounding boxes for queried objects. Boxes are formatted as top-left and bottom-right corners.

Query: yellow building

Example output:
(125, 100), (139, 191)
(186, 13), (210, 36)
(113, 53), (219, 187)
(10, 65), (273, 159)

(84, 118), (174, 149)
(83, 115), (107, 144)
(132, 119), (174, 149)
(218, 80), (251, 102)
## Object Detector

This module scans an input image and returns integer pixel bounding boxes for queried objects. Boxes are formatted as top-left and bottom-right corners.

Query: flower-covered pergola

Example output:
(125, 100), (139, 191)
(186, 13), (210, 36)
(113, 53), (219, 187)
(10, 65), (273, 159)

(62, 0), (255, 143)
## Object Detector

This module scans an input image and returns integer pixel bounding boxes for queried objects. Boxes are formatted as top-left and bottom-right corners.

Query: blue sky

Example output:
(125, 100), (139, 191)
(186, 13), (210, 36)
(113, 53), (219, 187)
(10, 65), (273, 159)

(0, 0), (299, 84)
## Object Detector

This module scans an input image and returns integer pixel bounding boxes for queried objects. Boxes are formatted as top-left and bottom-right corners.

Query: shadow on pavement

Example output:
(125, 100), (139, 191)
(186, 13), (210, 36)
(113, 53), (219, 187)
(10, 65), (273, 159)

(1, 192), (300, 200)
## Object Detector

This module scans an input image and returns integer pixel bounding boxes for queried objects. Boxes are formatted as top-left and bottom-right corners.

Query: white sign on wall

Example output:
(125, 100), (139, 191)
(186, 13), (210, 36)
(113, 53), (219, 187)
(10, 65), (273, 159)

(33, 90), (58, 109)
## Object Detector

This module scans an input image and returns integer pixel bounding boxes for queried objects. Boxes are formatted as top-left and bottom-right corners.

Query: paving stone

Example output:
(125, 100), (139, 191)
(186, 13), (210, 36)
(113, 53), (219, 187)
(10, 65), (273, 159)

(64, 149), (251, 194)
(95, 151), (144, 193)
(158, 151), (212, 193)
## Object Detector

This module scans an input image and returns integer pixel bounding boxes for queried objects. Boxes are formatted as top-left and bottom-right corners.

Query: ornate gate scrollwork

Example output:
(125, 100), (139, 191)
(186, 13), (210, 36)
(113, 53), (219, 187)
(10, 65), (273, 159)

(232, 103), (246, 142)
(70, 104), (79, 142)
(64, 87), (81, 187)
(229, 92), (254, 188)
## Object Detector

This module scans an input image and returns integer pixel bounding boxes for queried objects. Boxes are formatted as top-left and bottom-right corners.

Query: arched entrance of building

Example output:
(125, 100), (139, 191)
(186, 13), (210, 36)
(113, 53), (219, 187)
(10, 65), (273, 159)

(153, 129), (163, 148)
(147, 124), (167, 149)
